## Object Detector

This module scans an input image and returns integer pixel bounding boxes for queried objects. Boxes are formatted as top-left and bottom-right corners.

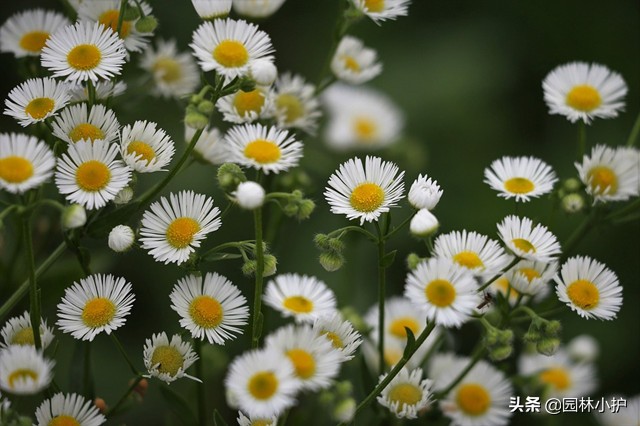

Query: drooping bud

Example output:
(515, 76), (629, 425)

(562, 193), (585, 213)
(320, 251), (345, 272)
(113, 186), (134, 205)
(263, 254), (278, 277)
(536, 337), (560, 356)
(332, 398), (356, 423)
(62, 204), (86, 229)
(217, 163), (247, 192)
(249, 58), (278, 86)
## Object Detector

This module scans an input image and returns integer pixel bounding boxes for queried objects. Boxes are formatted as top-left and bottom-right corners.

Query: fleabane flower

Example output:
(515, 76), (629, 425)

(264, 273), (337, 323)
(143, 332), (200, 384)
(139, 190), (222, 265)
(4, 77), (70, 127)
(35, 392), (106, 426)
(331, 36), (382, 84)
(140, 39), (200, 99)
(325, 156), (405, 224)
(192, 0), (233, 19)
(190, 18), (274, 79)
(237, 412), (278, 426)
(497, 215), (561, 262)
(225, 123), (303, 174)
(40, 21), (127, 82)
(232, 0), (287, 18)
(0, 345), (54, 395)
(52, 103), (120, 144)
(0, 9), (70, 57)
(272, 73), (322, 134)
(507, 259), (557, 297)
(555, 256), (622, 321)
(0, 133), (55, 194)
(352, 0), (411, 24)
(404, 258), (479, 328)
(484, 156), (558, 202)
(1, 311), (55, 349)
(408, 174), (442, 210)
(576, 144), (640, 203)
(120, 120), (175, 173)
(312, 313), (362, 361)
(542, 61), (627, 124)
(216, 86), (273, 123)
(170, 272), (249, 344)
(186, 125), (228, 165)
(55, 139), (132, 210)
(56, 274), (135, 341)
(377, 367), (433, 419)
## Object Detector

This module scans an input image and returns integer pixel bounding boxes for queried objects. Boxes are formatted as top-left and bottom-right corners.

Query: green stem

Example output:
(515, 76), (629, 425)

(626, 110), (640, 146)
(105, 375), (143, 418)
(434, 345), (486, 398)
(251, 206), (264, 349)
(116, 0), (127, 37)
(200, 240), (254, 258)
(23, 215), (42, 350)
(560, 208), (598, 261)
(87, 79), (96, 107)
(605, 198), (640, 221)
(375, 221), (386, 376)
(477, 257), (520, 292)
(327, 225), (376, 242)
(383, 212), (415, 241)
(111, 333), (140, 376)
(194, 339), (208, 426)
(577, 121), (586, 160)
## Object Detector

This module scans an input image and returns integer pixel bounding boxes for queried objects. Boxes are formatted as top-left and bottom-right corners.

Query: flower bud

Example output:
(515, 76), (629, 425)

(135, 16), (158, 33)
(489, 344), (513, 361)
(197, 99), (215, 115)
(133, 378), (149, 398)
(62, 204), (86, 229)
(233, 181), (265, 210)
(122, 4), (140, 20)
(567, 334), (599, 363)
(332, 398), (356, 423)
(108, 225), (135, 252)
(263, 254), (277, 277)
(544, 320), (561, 336)
(410, 209), (439, 237)
(217, 163), (246, 192)
(113, 186), (134, 205)
(239, 77), (256, 93)
(94, 398), (108, 413)
(296, 199), (315, 220)
(408, 174), (443, 210)
(536, 337), (560, 356)
(184, 111), (209, 129)
(563, 177), (582, 193)
(335, 381), (353, 396)
(191, 0), (232, 20)
(249, 59), (278, 86)
(320, 251), (344, 272)
(562, 193), (584, 213)
(241, 259), (257, 276)
(406, 253), (422, 270)
(314, 234), (331, 250)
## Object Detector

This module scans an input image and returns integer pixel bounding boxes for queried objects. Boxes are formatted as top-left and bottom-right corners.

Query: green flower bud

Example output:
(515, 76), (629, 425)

(135, 16), (158, 33)
(489, 344), (513, 361)
(241, 259), (256, 276)
(523, 330), (541, 343)
(217, 163), (247, 192)
(263, 254), (278, 277)
(544, 320), (562, 336)
(122, 5), (140, 20)
(536, 337), (560, 356)
(485, 328), (500, 346)
(184, 111), (209, 130)
(562, 193), (585, 213)
(406, 253), (423, 270)
(563, 177), (582, 193)
(320, 251), (344, 272)
(318, 390), (335, 406)
(62, 204), (86, 229)
(296, 199), (315, 220)
(282, 202), (299, 217)
(335, 381), (353, 396)
(314, 234), (331, 250)
(197, 100), (215, 115)
(239, 77), (256, 92)
(333, 398), (356, 423)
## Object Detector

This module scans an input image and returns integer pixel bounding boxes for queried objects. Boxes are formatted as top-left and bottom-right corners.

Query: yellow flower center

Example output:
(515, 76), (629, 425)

(69, 123), (105, 143)
(165, 217), (200, 248)
(587, 166), (618, 195)
(25, 97), (55, 119)
(388, 383), (422, 406)
(153, 57), (182, 83)
(19, 31), (50, 52)
(349, 182), (384, 213)
(504, 177), (535, 194)
(512, 238), (536, 253)
(566, 85), (602, 112)
(7, 369), (38, 388)
(243, 139), (281, 164)
(67, 44), (102, 71)
(189, 295), (223, 328)
(539, 367), (571, 391)
(276, 94), (304, 124)
(321, 331), (344, 349)
(0, 156), (34, 184)
(287, 349), (316, 379)
(353, 117), (377, 141)
(99, 10), (131, 38)
(81, 297), (116, 327)
(248, 371), (278, 400)
(364, 0), (385, 13)
(213, 40), (249, 68)
(11, 327), (35, 346)
(151, 345), (184, 376)
(566, 279), (599, 310)
(127, 141), (156, 164)
(518, 267), (541, 282)
(456, 383), (491, 416)
(343, 55), (361, 72)
(234, 89), (265, 117)
(49, 415), (81, 426)
(425, 279), (456, 307)
(75, 160), (111, 192)
(388, 317), (420, 339)
(453, 251), (484, 269)
(494, 277), (519, 297)
(283, 295), (314, 313)
(250, 421), (273, 426)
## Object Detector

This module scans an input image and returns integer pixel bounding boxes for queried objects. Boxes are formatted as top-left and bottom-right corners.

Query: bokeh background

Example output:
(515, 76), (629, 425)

(1, 0), (639, 425)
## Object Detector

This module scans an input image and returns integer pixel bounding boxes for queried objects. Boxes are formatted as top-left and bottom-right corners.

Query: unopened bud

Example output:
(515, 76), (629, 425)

(320, 251), (344, 272)
(263, 254), (277, 277)
(536, 337), (560, 356)
(563, 178), (582, 193)
(113, 186), (134, 205)
(122, 5), (140, 20)
(410, 209), (439, 237)
(241, 259), (257, 276)
(523, 330), (541, 343)
(184, 111), (209, 129)
(133, 378), (149, 398)
(562, 193), (584, 213)
(217, 163), (246, 192)
(489, 344), (513, 361)
(108, 225), (135, 252)
(249, 59), (278, 86)
(233, 181), (265, 210)
(544, 320), (561, 336)
(567, 334), (599, 363)
(94, 398), (108, 413)
(197, 99), (215, 115)
(333, 398), (356, 423)
(406, 253), (422, 270)
(62, 204), (86, 229)
(135, 16), (158, 33)
(296, 199), (315, 220)
(335, 381), (353, 396)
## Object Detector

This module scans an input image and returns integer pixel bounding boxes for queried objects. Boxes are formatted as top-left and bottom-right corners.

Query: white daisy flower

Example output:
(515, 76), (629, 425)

(325, 156), (405, 224)
(519, 349), (597, 399)
(264, 273), (337, 323)
(439, 359), (514, 426)
(484, 156), (558, 202)
(0, 132), (55, 194)
(62, 204), (87, 230)
(497, 215), (561, 262)
(224, 123), (303, 174)
(265, 324), (342, 391)
(143, 332), (200, 384)
(1, 311), (55, 349)
(249, 58), (278, 86)
(4, 77), (70, 127)
(170, 272), (249, 344)
(190, 18), (274, 79)
(67, 80), (127, 103)
(41, 21), (127, 82)
(312, 312), (362, 361)
(56, 274), (135, 341)
(323, 84), (404, 150)
(55, 139), (131, 210)
(488, 275), (523, 306)
(52, 103), (120, 144)
(377, 367), (433, 419)
(237, 411), (278, 426)
(216, 86), (273, 123)
(408, 174), (443, 210)
(0, 9), (70, 57)
(555, 256), (622, 321)
(405, 258), (479, 328)
(567, 335), (599, 364)
(232, 0), (287, 18)
(0, 345), (54, 395)
(270, 72), (321, 134)
(542, 62), (627, 124)
(233, 181), (265, 210)
(77, 0), (153, 53)
(139, 190), (222, 265)
(35, 392), (106, 426)
(225, 348), (300, 418)
(410, 209), (439, 237)
(192, 0), (233, 19)
(507, 259), (557, 297)
(576, 144), (640, 203)
(186, 125), (228, 165)
(331, 36), (382, 84)
(140, 39), (200, 99)
(596, 394), (640, 426)
(108, 224), (135, 252)
(120, 120), (175, 173)
(432, 230), (513, 279)
(352, 0), (411, 24)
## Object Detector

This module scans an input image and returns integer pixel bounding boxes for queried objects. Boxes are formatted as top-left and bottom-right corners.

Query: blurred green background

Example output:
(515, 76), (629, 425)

(1, 0), (638, 425)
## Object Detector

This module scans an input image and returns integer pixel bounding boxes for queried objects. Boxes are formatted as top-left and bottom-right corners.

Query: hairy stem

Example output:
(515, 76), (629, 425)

(251, 206), (264, 349)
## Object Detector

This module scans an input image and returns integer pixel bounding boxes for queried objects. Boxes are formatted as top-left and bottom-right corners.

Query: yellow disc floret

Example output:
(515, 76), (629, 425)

(49, 415), (81, 426)
(388, 383), (422, 406)
(234, 89), (265, 117)
(321, 331), (344, 349)
(283, 296), (314, 313)
(425, 279), (456, 307)
(151, 345), (184, 377)
(244, 139), (281, 164)
(99, 10), (131, 38)
(453, 251), (484, 269)
(166, 217), (200, 248)
(81, 297), (116, 327)
(189, 295), (223, 328)
(75, 160), (111, 192)
(67, 44), (102, 71)
(69, 123), (105, 143)
(504, 177), (535, 194)
(456, 383), (491, 416)
(127, 141), (156, 164)
(25, 97), (55, 119)
(7, 369), (38, 389)
(349, 182), (384, 212)
(364, 0), (385, 13)
(248, 371), (278, 400)
(287, 349), (316, 379)
(213, 40), (249, 68)
(19, 31), (49, 53)
(276, 94), (304, 124)
(353, 117), (377, 141)
(512, 238), (536, 253)
(566, 279), (599, 310)
(0, 156), (34, 184)
(566, 85), (601, 112)
(539, 367), (571, 391)
(388, 317), (420, 339)
(587, 166), (618, 195)
(153, 58), (182, 83)
(11, 327), (35, 346)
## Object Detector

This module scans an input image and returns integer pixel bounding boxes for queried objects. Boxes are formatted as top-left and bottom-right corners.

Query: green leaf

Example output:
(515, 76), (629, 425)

(160, 385), (198, 426)
(201, 252), (243, 262)
(86, 202), (140, 238)
(403, 327), (416, 359)
(213, 410), (229, 426)
(381, 250), (397, 268)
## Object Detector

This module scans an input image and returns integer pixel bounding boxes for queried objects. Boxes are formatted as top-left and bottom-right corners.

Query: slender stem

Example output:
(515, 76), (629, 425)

(110, 333), (140, 376)
(87, 79), (96, 107)
(23, 215), (42, 350)
(383, 212), (415, 241)
(194, 339), (208, 426)
(560, 208), (597, 261)
(626, 110), (640, 146)
(251, 206), (264, 349)
(105, 375), (143, 417)
(577, 121), (586, 160)
(327, 225), (376, 242)
(477, 257), (520, 292)
(375, 221), (386, 376)
(200, 240), (254, 258)
(605, 198), (640, 221)
(116, 0), (127, 37)
(434, 345), (486, 398)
